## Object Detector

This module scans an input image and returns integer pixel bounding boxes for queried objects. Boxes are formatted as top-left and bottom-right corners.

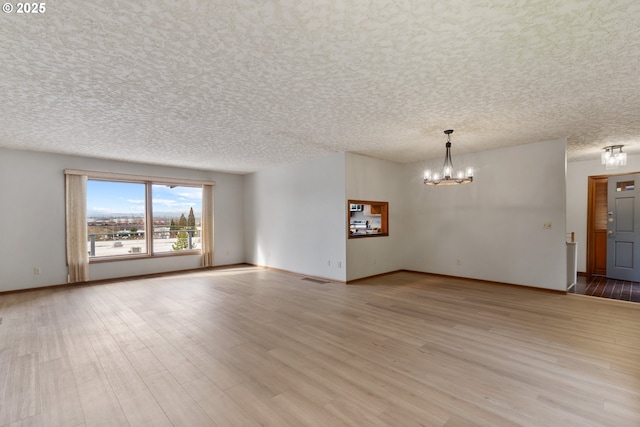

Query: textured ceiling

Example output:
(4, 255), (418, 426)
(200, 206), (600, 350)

(2, 0), (640, 173)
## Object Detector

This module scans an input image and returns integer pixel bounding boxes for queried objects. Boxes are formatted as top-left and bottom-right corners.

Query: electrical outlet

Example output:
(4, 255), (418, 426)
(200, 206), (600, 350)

(34, 267), (40, 275)
(456, 259), (461, 266)
(373, 258), (377, 265)
(338, 261), (342, 268)
(543, 222), (552, 229)
(327, 260), (331, 267)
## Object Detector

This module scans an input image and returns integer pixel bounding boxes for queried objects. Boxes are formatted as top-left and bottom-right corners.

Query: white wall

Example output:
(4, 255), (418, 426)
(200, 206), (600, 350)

(0, 148), (244, 291)
(402, 139), (567, 290)
(243, 153), (347, 281)
(345, 153), (407, 281)
(566, 156), (640, 273)
(244, 141), (568, 289)
(1, 139), (572, 292)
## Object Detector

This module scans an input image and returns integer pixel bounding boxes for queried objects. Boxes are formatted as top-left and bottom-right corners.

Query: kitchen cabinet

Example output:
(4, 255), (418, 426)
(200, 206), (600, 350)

(364, 204), (382, 216)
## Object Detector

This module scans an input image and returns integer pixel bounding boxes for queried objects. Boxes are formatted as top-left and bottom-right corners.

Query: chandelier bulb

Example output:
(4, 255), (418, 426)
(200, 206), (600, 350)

(602, 145), (627, 169)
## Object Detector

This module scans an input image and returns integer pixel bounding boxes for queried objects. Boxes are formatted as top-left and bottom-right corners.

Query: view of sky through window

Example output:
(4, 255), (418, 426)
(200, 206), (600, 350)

(152, 184), (202, 218)
(86, 180), (204, 257)
(86, 181), (202, 218)
(86, 180), (145, 216)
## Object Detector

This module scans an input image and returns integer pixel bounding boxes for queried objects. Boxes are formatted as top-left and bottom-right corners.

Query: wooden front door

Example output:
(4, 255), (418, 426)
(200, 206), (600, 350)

(587, 176), (608, 275)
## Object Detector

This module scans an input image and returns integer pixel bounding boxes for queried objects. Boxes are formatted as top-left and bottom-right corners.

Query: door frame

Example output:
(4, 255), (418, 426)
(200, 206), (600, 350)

(587, 175), (607, 275)
(587, 171), (640, 276)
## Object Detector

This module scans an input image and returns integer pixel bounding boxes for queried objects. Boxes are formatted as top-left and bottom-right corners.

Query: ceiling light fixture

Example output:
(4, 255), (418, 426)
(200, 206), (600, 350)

(602, 145), (627, 169)
(423, 129), (473, 186)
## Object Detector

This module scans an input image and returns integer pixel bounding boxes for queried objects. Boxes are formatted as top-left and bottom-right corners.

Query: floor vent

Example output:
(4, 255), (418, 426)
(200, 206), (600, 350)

(301, 277), (329, 284)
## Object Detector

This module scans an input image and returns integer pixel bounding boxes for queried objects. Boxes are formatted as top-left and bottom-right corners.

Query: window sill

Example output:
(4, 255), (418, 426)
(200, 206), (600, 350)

(348, 233), (389, 239)
(89, 250), (201, 263)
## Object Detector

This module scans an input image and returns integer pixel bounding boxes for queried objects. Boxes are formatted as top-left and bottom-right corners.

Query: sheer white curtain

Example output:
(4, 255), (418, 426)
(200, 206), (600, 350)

(65, 174), (89, 282)
(201, 184), (214, 267)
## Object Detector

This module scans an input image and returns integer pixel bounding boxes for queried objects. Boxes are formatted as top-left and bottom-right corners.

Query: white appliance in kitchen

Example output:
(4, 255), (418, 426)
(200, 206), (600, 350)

(350, 219), (368, 235)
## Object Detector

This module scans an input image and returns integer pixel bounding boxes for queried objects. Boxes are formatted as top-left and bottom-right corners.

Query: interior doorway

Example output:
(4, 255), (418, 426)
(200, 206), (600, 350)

(586, 176), (608, 275)
(587, 171), (640, 279)
(583, 173), (640, 302)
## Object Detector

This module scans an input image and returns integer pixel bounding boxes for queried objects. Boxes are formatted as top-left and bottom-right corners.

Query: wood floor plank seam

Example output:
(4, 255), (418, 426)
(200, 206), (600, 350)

(77, 296), (169, 427)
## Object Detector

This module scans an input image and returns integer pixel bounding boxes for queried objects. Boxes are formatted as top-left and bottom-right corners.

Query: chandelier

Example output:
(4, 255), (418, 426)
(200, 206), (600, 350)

(602, 145), (627, 169)
(424, 129), (473, 186)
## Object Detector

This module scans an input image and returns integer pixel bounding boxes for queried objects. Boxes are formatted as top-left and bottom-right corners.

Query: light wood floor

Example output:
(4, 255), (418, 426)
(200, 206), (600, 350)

(1, 266), (639, 426)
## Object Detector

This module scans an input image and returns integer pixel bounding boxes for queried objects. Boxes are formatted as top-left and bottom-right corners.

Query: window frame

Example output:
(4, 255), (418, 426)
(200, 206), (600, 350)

(149, 182), (204, 257)
(67, 169), (214, 263)
(347, 199), (389, 239)
(87, 178), (151, 262)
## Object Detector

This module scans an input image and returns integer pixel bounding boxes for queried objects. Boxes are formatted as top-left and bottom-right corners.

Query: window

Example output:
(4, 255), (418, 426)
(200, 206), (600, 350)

(348, 200), (389, 238)
(87, 180), (148, 257)
(81, 172), (212, 261)
(616, 181), (635, 192)
(151, 184), (202, 253)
